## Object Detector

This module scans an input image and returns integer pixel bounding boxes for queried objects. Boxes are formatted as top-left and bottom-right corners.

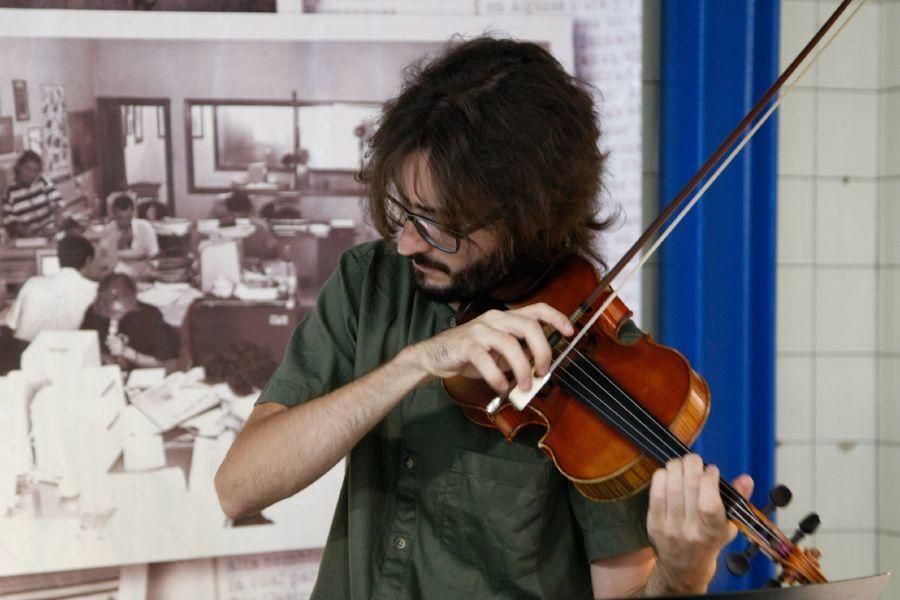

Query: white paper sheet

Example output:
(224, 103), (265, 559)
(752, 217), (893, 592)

(123, 434), (167, 472)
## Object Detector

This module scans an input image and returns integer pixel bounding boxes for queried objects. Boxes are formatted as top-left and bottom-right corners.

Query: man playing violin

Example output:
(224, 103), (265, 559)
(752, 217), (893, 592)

(215, 36), (753, 599)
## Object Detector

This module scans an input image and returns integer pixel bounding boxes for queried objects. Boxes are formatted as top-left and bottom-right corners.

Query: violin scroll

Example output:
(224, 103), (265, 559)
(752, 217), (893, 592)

(731, 498), (826, 585)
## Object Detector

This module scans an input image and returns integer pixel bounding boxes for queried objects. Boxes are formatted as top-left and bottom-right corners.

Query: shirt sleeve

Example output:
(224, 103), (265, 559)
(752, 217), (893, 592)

(257, 247), (364, 408)
(569, 485), (651, 561)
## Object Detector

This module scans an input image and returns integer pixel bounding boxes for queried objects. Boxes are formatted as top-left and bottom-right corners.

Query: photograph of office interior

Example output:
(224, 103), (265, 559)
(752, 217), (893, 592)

(0, 10), (579, 598)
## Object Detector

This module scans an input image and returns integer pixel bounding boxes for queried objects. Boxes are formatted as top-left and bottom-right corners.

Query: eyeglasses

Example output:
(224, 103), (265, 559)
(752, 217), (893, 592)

(385, 193), (482, 254)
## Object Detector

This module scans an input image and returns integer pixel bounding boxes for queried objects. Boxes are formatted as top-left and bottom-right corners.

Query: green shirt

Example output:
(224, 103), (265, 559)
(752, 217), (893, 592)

(259, 240), (651, 600)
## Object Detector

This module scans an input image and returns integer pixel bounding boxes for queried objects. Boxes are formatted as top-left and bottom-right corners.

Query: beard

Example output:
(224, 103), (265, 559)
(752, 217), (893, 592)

(410, 250), (508, 303)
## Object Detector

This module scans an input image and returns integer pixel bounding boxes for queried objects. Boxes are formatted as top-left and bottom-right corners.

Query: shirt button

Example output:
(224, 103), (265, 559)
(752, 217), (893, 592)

(403, 457), (415, 470)
(394, 536), (408, 550)
(447, 316), (457, 328)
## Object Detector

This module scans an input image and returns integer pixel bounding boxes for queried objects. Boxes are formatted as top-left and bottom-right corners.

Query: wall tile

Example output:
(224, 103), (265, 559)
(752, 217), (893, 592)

(878, 358), (900, 443)
(878, 534), (900, 600)
(778, 178), (815, 264)
(879, 180), (900, 265)
(815, 268), (876, 352)
(878, 445), (900, 532)
(778, 266), (814, 352)
(882, 91), (900, 178)
(817, 1), (881, 90)
(816, 91), (879, 178)
(878, 269), (900, 354)
(814, 531), (876, 581)
(815, 179), (877, 265)
(779, 89), (817, 177)
(814, 442), (876, 530)
(883, 2), (900, 88)
(781, 0), (819, 81)
(777, 356), (814, 442)
(815, 356), (876, 441)
(775, 442), (815, 532)
(642, 82), (660, 174)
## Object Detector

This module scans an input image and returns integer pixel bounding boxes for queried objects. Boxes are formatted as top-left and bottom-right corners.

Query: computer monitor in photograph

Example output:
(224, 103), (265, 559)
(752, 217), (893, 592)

(35, 249), (60, 276)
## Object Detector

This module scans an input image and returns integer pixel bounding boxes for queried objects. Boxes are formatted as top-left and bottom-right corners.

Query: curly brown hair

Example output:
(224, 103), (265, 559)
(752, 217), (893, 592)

(360, 35), (617, 271)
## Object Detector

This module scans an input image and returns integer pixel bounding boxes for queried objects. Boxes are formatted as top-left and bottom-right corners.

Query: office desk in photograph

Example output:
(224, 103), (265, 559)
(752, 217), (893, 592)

(278, 225), (356, 291)
(185, 297), (304, 366)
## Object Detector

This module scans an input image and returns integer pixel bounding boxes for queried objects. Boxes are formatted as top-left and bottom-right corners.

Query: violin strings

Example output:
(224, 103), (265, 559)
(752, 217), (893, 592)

(564, 348), (756, 514)
(557, 350), (781, 547)
(555, 350), (785, 552)
(553, 368), (773, 549)
(556, 356), (780, 550)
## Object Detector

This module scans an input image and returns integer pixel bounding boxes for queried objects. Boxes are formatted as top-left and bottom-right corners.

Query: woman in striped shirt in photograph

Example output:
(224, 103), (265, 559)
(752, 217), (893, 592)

(2, 150), (63, 238)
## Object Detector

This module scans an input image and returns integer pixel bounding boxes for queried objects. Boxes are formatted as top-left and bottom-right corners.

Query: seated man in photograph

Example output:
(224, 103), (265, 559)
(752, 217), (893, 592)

(99, 193), (160, 276)
(81, 273), (180, 371)
(0, 234), (97, 374)
(220, 191), (280, 261)
(1, 150), (63, 239)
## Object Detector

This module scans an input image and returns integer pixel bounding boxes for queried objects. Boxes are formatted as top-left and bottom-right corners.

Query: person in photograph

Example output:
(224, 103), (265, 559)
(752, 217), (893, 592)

(1, 150), (63, 239)
(80, 273), (179, 371)
(99, 192), (160, 276)
(215, 37), (753, 599)
(0, 234), (97, 374)
(219, 191), (281, 260)
(136, 199), (169, 221)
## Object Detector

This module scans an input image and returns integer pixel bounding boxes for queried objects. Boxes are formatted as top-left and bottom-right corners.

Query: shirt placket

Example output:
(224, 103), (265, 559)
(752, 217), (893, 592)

(370, 449), (419, 600)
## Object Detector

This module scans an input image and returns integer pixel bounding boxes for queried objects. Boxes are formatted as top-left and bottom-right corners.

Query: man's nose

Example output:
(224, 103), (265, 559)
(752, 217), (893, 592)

(396, 220), (432, 256)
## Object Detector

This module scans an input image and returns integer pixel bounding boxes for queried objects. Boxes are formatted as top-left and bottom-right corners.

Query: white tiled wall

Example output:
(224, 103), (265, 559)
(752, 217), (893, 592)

(776, 0), (898, 595)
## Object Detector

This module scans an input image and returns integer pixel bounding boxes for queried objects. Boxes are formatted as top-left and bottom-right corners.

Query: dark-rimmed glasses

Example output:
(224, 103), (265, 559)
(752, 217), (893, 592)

(385, 193), (482, 254)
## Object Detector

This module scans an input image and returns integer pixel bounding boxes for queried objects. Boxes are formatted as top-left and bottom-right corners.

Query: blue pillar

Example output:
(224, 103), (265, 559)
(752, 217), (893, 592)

(659, 0), (779, 591)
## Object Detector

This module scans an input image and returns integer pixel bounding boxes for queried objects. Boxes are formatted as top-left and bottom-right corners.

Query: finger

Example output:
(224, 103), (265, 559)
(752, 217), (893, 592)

(511, 302), (575, 337)
(483, 311), (554, 376)
(665, 458), (684, 524)
(697, 465), (727, 532)
(647, 467), (667, 536)
(467, 345), (511, 395)
(472, 324), (535, 390)
(682, 454), (704, 524)
(731, 474), (754, 500)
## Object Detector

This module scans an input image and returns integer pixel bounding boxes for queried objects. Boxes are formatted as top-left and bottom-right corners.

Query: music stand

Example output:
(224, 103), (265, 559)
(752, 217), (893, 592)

(632, 573), (890, 600)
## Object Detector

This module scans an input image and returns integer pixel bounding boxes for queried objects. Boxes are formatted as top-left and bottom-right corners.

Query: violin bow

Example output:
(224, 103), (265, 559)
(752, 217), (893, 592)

(541, 0), (867, 375)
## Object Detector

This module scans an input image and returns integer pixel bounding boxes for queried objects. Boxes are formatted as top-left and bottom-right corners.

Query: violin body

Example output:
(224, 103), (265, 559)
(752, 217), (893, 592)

(445, 254), (710, 501)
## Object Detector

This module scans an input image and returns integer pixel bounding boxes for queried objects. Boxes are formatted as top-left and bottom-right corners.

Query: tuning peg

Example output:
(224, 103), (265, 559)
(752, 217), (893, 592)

(790, 513), (821, 543)
(726, 548), (753, 577)
(762, 484), (792, 514)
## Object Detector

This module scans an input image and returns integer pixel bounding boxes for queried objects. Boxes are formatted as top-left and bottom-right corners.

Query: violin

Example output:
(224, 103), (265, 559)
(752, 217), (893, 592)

(445, 0), (866, 587)
(444, 256), (825, 586)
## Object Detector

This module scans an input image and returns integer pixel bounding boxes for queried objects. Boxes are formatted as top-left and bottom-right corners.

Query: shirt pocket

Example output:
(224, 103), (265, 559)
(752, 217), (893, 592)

(437, 448), (555, 581)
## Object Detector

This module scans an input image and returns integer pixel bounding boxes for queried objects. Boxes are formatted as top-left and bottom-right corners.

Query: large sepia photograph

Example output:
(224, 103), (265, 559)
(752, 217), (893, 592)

(0, 8), (608, 597)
